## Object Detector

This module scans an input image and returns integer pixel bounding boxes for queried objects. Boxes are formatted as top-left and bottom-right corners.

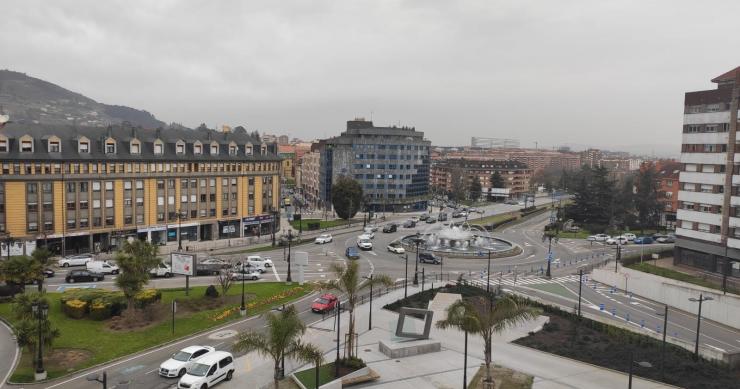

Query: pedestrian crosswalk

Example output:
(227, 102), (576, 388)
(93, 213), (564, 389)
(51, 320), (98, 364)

(466, 274), (588, 288)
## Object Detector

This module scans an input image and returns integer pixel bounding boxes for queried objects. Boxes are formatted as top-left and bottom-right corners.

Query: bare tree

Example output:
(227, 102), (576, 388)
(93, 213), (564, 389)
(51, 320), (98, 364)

(215, 269), (233, 302)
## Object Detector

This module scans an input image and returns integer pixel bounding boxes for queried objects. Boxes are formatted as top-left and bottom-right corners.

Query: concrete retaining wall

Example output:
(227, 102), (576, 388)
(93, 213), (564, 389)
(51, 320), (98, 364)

(591, 267), (740, 329)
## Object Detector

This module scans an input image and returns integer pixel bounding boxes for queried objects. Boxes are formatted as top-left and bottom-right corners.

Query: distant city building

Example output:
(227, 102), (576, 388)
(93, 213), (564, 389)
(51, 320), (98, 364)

(310, 119), (431, 212)
(433, 147), (580, 173)
(470, 137), (519, 149)
(653, 160), (681, 230)
(580, 148), (602, 168)
(431, 158), (531, 199)
(675, 66), (740, 278)
(278, 135), (289, 145)
(298, 150), (321, 209)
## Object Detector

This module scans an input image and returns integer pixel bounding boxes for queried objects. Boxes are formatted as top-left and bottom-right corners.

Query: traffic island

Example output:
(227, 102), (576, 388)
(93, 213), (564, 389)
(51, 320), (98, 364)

(0, 282), (312, 383)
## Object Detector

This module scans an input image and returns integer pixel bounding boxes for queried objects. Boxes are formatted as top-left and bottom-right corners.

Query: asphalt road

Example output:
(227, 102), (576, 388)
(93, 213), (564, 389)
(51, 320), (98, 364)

(9, 197), (740, 389)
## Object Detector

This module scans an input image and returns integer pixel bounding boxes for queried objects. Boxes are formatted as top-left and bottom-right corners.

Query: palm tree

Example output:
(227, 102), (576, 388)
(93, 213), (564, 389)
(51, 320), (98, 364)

(233, 305), (323, 389)
(0, 255), (42, 291)
(31, 248), (53, 292)
(114, 240), (159, 312)
(323, 260), (393, 359)
(437, 295), (540, 387)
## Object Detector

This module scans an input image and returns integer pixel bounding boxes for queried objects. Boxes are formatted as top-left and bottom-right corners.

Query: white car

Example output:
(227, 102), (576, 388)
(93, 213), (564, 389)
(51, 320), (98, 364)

(86, 260), (120, 275)
(366, 225), (379, 232)
(150, 263), (173, 278)
(230, 269), (262, 281)
(587, 234), (611, 242)
(58, 254), (94, 267)
(178, 351), (235, 389)
(623, 233), (637, 241)
(246, 255), (273, 268)
(314, 234), (333, 244)
(359, 232), (374, 240)
(387, 244), (405, 254)
(605, 236), (628, 245)
(357, 238), (373, 250)
(159, 345), (215, 378)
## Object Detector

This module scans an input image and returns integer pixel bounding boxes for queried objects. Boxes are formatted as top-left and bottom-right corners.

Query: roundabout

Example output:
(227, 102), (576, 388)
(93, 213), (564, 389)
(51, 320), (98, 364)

(400, 221), (521, 258)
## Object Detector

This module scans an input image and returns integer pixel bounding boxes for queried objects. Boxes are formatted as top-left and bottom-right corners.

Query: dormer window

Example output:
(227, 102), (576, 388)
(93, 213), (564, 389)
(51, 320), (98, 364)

(245, 143), (253, 155)
(194, 143), (203, 155)
(153, 140), (164, 155)
(79, 141), (89, 153)
(129, 139), (141, 155)
(229, 144), (237, 155)
(105, 139), (117, 154)
(49, 140), (61, 153)
(210, 142), (219, 155)
(176, 140), (185, 155)
(0, 138), (7, 153)
(21, 139), (33, 153)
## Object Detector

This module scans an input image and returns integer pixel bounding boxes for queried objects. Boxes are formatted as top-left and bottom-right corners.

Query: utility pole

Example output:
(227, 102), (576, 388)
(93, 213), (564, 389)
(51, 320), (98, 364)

(689, 294), (713, 360)
(335, 301), (341, 378)
(577, 269), (583, 317)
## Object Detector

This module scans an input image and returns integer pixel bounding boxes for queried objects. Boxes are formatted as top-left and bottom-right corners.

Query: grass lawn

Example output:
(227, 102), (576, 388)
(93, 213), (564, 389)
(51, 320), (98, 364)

(473, 211), (518, 226)
(0, 282), (312, 382)
(469, 365), (533, 389)
(290, 218), (358, 231)
(627, 262), (740, 295)
(293, 363), (336, 389)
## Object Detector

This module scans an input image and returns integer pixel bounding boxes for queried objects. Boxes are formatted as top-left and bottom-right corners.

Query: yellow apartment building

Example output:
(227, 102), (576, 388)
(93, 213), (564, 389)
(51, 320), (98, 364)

(0, 124), (281, 255)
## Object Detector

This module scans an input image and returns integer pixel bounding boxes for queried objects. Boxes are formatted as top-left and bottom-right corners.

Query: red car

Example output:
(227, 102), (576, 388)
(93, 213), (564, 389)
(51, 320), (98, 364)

(311, 293), (338, 313)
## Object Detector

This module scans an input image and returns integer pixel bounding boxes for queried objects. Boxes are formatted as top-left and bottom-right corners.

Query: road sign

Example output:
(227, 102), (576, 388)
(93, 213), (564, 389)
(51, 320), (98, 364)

(599, 303), (605, 311)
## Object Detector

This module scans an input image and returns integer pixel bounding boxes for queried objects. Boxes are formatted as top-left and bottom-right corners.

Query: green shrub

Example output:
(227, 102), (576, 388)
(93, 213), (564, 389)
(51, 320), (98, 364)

(339, 357), (366, 369)
(205, 285), (219, 299)
(63, 299), (87, 319)
(134, 289), (161, 308)
(89, 299), (112, 321)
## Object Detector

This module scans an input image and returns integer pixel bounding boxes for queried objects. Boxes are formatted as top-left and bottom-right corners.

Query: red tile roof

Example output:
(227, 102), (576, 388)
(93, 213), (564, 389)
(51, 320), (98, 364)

(711, 66), (740, 83)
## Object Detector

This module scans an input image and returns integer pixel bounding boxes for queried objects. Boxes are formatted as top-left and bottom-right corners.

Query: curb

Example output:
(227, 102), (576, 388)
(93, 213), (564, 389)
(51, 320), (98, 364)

(0, 316), (20, 389)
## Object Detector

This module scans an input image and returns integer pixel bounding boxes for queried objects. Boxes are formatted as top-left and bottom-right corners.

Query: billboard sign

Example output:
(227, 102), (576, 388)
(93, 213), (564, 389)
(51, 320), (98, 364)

(170, 252), (196, 276)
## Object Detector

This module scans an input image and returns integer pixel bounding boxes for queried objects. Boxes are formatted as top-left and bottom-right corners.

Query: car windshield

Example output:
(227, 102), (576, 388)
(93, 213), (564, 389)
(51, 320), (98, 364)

(172, 351), (192, 362)
(320, 235), (329, 238)
(316, 298), (329, 304)
(188, 363), (210, 377)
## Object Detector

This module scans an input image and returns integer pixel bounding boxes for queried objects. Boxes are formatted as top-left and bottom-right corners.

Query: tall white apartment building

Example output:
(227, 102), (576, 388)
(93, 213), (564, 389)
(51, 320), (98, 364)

(675, 66), (740, 279)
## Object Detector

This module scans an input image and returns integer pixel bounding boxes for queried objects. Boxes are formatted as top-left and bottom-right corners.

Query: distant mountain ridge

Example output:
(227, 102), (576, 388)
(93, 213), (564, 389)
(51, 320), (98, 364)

(0, 69), (167, 128)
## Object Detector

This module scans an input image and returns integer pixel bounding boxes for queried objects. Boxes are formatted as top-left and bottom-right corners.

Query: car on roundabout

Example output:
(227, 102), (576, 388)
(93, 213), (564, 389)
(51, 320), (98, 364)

(622, 233), (637, 241)
(230, 269), (262, 281)
(314, 234), (333, 244)
(360, 231), (375, 239)
(402, 220), (416, 228)
(382, 224), (398, 233)
(159, 345), (215, 378)
(357, 238), (373, 250)
(587, 234), (611, 242)
(311, 293), (338, 313)
(177, 351), (235, 388)
(633, 236), (654, 244)
(345, 246), (360, 260)
(605, 236), (628, 245)
(387, 243), (405, 254)
(418, 252), (442, 264)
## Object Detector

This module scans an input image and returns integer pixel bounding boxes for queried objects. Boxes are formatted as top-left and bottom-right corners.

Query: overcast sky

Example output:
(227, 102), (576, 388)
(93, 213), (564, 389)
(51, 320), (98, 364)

(3, 1), (740, 156)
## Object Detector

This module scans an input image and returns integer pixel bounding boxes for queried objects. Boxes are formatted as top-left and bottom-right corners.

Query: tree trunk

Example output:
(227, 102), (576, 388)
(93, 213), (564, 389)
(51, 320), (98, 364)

(347, 310), (355, 358)
(484, 335), (493, 385)
(37, 278), (43, 292)
(274, 359), (281, 389)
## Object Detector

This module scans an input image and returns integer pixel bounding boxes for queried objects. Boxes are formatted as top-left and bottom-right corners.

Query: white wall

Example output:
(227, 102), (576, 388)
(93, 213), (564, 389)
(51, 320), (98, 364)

(592, 267), (740, 329)
(683, 111), (734, 125)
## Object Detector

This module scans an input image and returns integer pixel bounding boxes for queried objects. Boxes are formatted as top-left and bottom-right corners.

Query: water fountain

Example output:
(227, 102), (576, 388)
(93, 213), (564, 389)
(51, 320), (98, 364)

(400, 221), (518, 257)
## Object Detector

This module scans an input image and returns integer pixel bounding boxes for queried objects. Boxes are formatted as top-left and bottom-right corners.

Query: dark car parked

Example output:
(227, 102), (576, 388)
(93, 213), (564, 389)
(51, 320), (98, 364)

(418, 252), (442, 264)
(382, 224), (398, 233)
(65, 270), (104, 283)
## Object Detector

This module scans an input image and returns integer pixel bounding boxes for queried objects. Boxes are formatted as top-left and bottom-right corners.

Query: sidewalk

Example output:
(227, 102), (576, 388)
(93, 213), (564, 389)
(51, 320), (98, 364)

(225, 284), (676, 389)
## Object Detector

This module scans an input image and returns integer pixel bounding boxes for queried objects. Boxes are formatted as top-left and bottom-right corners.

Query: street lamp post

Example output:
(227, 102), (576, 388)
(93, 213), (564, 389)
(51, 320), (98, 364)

(486, 250), (491, 293)
(463, 329), (468, 389)
(404, 253), (409, 298)
(177, 209), (186, 251)
(240, 261), (247, 316)
(545, 232), (553, 278)
(86, 371), (107, 389)
(656, 305), (668, 379)
(286, 230), (293, 283)
(31, 301), (49, 380)
(628, 350), (652, 389)
(365, 275), (373, 330)
(412, 234), (424, 285)
(688, 294), (713, 360)
(577, 268), (583, 317)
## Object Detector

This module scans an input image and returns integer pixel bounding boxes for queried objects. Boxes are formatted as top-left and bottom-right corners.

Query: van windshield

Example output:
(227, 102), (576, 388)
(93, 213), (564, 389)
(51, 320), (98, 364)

(188, 363), (209, 377)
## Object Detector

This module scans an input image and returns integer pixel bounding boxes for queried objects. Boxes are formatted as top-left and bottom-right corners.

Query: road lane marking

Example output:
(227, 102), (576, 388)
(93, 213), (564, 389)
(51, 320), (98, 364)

(706, 344), (726, 353)
(272, 265), (281, 281)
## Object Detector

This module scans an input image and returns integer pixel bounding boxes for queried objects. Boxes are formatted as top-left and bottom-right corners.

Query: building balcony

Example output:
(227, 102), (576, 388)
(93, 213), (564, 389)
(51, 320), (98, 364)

(676, 227), (722, 243)
(677, 190), (723, 205)
(676, 209), (722, 225)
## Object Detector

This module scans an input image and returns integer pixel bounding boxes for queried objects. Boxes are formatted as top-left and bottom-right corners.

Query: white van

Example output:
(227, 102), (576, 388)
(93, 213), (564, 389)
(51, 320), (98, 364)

(178, 351), (235, 389)
(86, 260), (120, 275)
